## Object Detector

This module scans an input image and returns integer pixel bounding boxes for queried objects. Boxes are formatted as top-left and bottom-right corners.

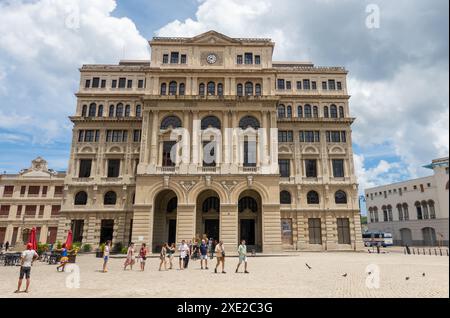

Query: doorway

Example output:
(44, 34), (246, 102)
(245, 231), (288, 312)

(168, 219), (177, 245)
(240, 219), (256, 246)
(100, 220), (114, 244)
(71, 220), (84, 243)
(205, 219), (220, 241)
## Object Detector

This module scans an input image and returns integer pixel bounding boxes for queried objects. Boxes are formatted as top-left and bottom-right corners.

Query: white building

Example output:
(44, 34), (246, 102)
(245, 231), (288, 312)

(365, 157), (449, 247)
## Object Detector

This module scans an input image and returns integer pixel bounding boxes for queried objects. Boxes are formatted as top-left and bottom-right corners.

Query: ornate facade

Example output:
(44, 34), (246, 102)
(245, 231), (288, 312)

(59, 31), (363, 253)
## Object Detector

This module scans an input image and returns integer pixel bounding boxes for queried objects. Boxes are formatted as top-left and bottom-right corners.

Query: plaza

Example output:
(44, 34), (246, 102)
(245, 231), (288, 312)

(0, 251), (448, 298)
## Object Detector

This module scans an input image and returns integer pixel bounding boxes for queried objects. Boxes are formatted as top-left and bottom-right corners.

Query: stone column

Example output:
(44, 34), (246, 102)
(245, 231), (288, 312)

(176, 204), (196, 243)
(325, 212), (337, 250)
(296, 212), (307, 250)
(262, 204), (282, 253)
(150, 110), (159, 166)
(222, 111), (230, 170)
(140, 110), (151, 166)
(191, 112), (200, 167)
(352, 210), (364, 250)
(220, 204), (238, 253)
(132, 204), (153, 250)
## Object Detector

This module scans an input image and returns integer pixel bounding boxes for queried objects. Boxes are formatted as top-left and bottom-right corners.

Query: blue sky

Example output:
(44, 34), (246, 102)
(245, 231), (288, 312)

(0, 0), (448, 205)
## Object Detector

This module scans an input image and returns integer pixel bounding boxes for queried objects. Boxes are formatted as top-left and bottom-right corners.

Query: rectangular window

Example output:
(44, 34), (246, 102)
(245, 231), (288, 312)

(180, 54), (187, 64)
(163, 141), (176, 167)
(170, 52), (179, 64)
(138, 80), (144, 88)
(118, 78), (126, 88)
(296, 81), (302, 90)
(16, 205), (22, 217)
(312, 81), (317, 90)
(79, 159), (92, 178)
(84, 130), (95, 142)
(328, 80), (336, 90)
(111, 80), (117, 88)
(92, 77), (100, 88)
(28, 186), (40, 196)
(127, 80), (133, 89)
(0, 205), (10, 217)
(85, 79), (91, 88)
(107, 159), (121, 178)
(303, 79), (310, 90)
(101, 79), (106, 88)
(337, 82), (342, 90)
(279, 160), (291, 178)
(3, 186), (14, 197)
(237, 55), (243, 64)
(314, 131), (320, 142)
(25, 205), (36, 217)
(337, 218), (351, 244)
(202, 141), (217, 167)
(286, 81), (292, 90)
(322, 81), (327, 90)
(278, 131), (293, 143)
(20, 186), (26, 196)
(42, 186), (48, 197)
(332, 159), (345, 178)
(244, 140), (257, 167)
(38, 205), (44, 218)
(304, 131), (315, 143)
(255, 55), (261, 65)
(244, 53), (253, 64)
(305, 160), (317, 178)
(308, 218), (322, 245)
(133, 130), (141, 142)
(162, 54), (169, 64)
(330, 131), (341, 142)
(95, 130), (100, 142)
(51, 205), (60, 217)
(54, 186), (63, 196)
(277, 79), (285, 90)
(341, 131), (347, 143)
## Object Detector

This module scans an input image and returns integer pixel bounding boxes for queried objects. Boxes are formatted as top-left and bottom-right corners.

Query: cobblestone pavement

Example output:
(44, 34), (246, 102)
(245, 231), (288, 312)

(0, 252), (448, 298)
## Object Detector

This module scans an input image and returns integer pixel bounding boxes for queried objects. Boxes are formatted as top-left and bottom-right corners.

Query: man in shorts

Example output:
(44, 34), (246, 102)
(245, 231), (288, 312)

(178, 240), (189, 270)
(199, 239), (209, 270)
(15, 243), (39, 293)
(235, 240), (249, 274)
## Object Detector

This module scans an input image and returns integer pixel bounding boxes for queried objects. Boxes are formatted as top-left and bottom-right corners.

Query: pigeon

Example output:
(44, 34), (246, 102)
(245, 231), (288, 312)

(305, 263), (312, 270)
(368, 272), (372, 275)
(342, 273), (348, 277)
(422, 273), (426, 277)
(405, 277), (410, 281)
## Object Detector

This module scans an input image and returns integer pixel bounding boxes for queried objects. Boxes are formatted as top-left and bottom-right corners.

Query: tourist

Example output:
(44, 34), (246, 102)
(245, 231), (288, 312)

(199, 239), (209, 270)
(167, 243), (175, 269)
(214, 240), (226, 274)
(14, 243), (39, 293)
(123, 242), (135, 270)
(139, 243), (148, 271)
(159, 243), (168, 271)
(102, 240), (111, 273)
(56, 243), (69, 272)
(184, 240), (192, 269)
(5, 241), (10, 252)
(236, 240), (249, 274)
(178, 240), (189, 270)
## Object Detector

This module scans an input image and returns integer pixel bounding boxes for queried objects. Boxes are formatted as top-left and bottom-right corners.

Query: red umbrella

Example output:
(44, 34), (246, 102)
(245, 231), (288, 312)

(65, 230), (73, 250)
(28, 227), (38, 251)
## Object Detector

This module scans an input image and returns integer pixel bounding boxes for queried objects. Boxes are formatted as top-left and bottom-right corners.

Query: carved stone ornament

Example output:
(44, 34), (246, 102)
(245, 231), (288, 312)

(205, 176), (212, 187)
(163, 176), (170, 188)
(221, 180), (238, 193)
(247, 176), (253, 187)
(180, 181), (196, 193)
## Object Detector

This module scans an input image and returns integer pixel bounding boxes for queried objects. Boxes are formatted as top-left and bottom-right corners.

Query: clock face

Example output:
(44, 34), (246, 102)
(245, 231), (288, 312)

(207, 54), (217, 64)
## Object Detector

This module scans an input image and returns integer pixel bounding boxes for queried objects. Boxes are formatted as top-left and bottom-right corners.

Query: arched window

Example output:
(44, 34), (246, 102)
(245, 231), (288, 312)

(339, 106), (345, 118)
(387, 205), (393, 221)
(415, 201), (423, 220)
(239, 116), (260, 130)
(373, 207), (379, 222)
(421, 201), (429, 219)
(135, 105), (142, 118)
(74, 191), (88, 206)
(199, 83), (205, 96)
(202, 197), (220, 213)
(286, 106), (292, 118)
(255, 84), (262, 96)
(335, 191), (347, 204)
(207, 81), (215, 96)
(428, 200), (436, 219)
(330, 105), (338, 118)
(167, 197), (178, 213)
(169, 81), (177, 95)
(368, 207), (374, 222)
(201, 116), (221, 130)
(298, 106), (303, 118)
(98, 105), (103, 117)
(324, 106), (329, 118)
(88, 103), (96, 117)
(109, 105), (115, 117)
(179, 83), (185, 96)
(280, 191), (292, 204)
(81, 105), (87, 117)
(278, 105), (286, 118)
(160, 116), (182, 130)
(307, 191), (320, 204)
(124, 105), (131, 117)
(160, 83), (167, 95)
(304, 105), (312, 118)
(245, 82), (253, 96)
(217, 83), (223, 96)
(397, 204), (403, 221)
(237, 84), (243, 97)
(313, 106), (319, 118)
(104, 191), (117, 205)
(238, 196), (258, 213)
(403, 203), (409, 220)
(116, 103), (124, 117)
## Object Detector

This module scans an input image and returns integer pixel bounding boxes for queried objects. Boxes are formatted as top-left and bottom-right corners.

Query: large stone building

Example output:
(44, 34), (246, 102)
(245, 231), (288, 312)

(58, 31), (363, 253)
(0, 158), (65, 246)
(366, 157), (449, 247)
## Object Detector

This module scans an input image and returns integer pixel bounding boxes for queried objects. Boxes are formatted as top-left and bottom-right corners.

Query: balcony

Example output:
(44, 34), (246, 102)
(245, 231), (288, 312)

(199, 166), (218, 173)
(72, 177), (94, 183)
(156, 167), (178, 174)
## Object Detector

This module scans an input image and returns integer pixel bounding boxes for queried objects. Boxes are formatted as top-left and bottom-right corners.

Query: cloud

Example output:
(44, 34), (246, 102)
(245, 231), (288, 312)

(157, 0), (449, 190)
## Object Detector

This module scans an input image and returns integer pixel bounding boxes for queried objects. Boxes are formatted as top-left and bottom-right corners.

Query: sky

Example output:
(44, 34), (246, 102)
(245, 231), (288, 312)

(0, 0), (449, 207)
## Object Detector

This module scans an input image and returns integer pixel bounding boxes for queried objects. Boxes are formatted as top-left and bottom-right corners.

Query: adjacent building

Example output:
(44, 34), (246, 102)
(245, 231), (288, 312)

(365, 157), (449, 247)
(57, 30), (363, 253)
(0, 157), (65, 246)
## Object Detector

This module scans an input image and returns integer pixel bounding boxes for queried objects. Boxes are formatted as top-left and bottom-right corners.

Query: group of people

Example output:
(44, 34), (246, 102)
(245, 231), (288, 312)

(0, 241), (10, 252)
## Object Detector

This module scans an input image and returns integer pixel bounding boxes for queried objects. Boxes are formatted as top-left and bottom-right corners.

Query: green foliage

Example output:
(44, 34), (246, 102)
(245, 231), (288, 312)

(72, 242), (82, 250)
(37, 243), (49, 255)
(120, 247), (128, 254)
(99, 243), (106, 252)
(56, 241), (62, 249)
(361, 216), (368, 225)
(82, 244), (92, 253)
(112, 242), (123, 254)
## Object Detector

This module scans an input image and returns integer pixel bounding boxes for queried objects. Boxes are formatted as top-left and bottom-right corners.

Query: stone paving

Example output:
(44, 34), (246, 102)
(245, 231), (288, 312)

(0, 252), (448, 298)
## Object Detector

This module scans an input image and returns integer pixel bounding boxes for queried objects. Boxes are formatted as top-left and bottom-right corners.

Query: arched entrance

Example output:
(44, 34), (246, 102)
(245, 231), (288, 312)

(238, 190), (262, 251)
(399, 228), (412, 246)
(196, 190), (220, 241)
(152, 190), (178, 252)
(422, 227), (437, 246)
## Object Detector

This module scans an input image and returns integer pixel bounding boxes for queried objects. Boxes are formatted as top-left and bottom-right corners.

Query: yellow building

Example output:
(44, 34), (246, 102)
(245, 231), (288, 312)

(59, 31), (363, 253)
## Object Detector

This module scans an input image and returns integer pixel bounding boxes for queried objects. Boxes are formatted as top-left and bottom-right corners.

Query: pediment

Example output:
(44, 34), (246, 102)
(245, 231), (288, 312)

(302, 146), (320, 155)
(186, 31), (240, 45)
(329, 145), (346, 154)
(20, 170), (53, 178)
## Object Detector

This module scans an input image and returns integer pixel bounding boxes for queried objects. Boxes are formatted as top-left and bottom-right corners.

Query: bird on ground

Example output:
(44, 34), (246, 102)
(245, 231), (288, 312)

(342, 273), (348, 277)
(367, 272), (372, 275)
(405, 277), (410, 281)
(305, 263), (312, 270)
(422, 273), (426, 277)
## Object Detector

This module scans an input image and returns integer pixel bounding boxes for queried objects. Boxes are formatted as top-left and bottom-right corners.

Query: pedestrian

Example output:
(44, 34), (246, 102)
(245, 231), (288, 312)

(139, 243), (148, 271)
(184, 240), (192, 269)
(214, 240), (226, 274)
(5, 241), (10, 252)
(102, 240), (111, 273)
(167, 243), (175, 269)
(159, 243), (168, 271)
(178, 240), (189, 270)
(56, 243), (69, 272)
(199, 239), (209, 270)
(236, 240), (249, 274)
(123, 242), (135, 270)
(14, 243), (39, 293)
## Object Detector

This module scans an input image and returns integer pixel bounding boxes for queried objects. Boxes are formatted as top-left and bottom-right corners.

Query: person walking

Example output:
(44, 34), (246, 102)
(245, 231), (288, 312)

(236, 240), (249, 274)
(167, 243), (175, 269)
(139, 243), (148, 271)
(214, 240), (226, 274)
(56, 243), (69, 272)
(15, 243), (38, 293)
(102, 240), (111, 273)
(178, 240), (189, 270)
(159, 243), (168, 271)
(123, 242), (135, 270)
(199, 239), (209, 270)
